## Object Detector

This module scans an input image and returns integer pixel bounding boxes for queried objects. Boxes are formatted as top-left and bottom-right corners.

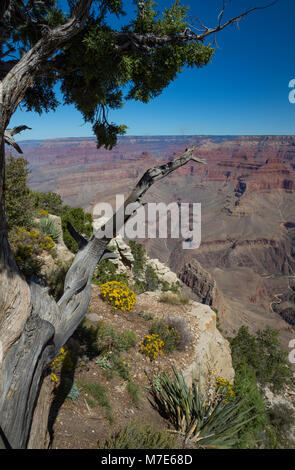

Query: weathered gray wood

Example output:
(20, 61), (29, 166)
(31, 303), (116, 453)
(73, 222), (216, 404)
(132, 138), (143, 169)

(27, 374), (54, 449)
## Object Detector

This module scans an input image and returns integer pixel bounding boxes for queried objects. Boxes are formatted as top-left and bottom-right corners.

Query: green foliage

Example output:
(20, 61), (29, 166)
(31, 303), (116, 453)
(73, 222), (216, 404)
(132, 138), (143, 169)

(78, 379), (113, 422)
(161, 280), (181, 294)
(229, 326), (295, 448)
(149, 319), (181, 353)
(61, 207), (93, 253)
(165, 317), (192, 351)
(109, 354), (131, 381)
(266, 403), (295, 449)
(229, 326), (293, 393)
(101, 420), (177, 449)
(9, 226), (55, 277)
(5, 155), (35, 231)
(32, 191), (68, 216)
(232, 363), (268, 449)
(144, 265), (161, 291)
(66, 382), (81, 403)
(93, 259), (128, 285)
(129, 239), (147, 277)
(47, 259), (73, 301)
(5, 1), (215, 149)
(96, 355), (113, 371)
(58, 1), (213, 148)
(126, 380), (141, 405)
(151, 366), (256, 449)
(39, 216), (61, 242)
(96, 321), (137, 354)
(138, 310), (154, 321)
(32, 191), (94, 253)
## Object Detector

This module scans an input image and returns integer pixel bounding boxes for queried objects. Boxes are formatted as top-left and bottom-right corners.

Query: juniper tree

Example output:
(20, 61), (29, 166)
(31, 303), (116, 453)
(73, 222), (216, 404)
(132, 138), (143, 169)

(0, 0), (275, 448)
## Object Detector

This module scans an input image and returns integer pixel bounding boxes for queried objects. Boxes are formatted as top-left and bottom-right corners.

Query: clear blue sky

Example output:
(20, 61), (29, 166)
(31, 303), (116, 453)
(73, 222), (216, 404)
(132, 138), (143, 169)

(10, 0), (295, 139)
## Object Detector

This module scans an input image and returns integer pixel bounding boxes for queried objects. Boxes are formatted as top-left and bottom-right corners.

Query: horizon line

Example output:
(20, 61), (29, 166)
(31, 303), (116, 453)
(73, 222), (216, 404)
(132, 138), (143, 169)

(16, 134), (295, 142)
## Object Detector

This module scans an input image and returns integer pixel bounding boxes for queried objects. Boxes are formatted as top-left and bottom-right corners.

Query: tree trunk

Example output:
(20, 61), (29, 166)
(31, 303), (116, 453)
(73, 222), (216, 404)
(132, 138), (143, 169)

(27, 374), (54, 449)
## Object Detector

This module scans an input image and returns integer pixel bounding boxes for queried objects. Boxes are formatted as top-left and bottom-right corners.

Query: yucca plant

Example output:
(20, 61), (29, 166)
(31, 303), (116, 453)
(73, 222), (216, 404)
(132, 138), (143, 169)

(39, 216), (60, 243)
(150, 366), (257, 449)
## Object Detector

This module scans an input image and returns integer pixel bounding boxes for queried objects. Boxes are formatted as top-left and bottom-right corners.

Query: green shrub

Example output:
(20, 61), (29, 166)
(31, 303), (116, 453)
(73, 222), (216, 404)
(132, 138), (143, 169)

(32, 191), (68, 216)
(110, 354), (131, 381)
(93, 259), (128, 285)
(96, 355), (113, 371)
(78, 379), (113, 422)
(61, 207), (93, 253)
(165, 317), (192, 352)
(266, 403), (295, 449)
(150, 366), (256, 449)
(161, 280), (181, 294)
(232, 363), (268, 448)
(138, 310), (154, 321)
(9, 226), (55, 277)
(229, 326), (293, 392)
(126, 381), (141, 405)
(144, 265), (161, 291)
(129, 240), (146, 277)
(96, 321), (137, 354)
(39, 216), (61, 242)
(149, 319), (181, 354)
(101, 421), (177, 449)
(47, 260), (73, 301)
(6, 154), (35, 230)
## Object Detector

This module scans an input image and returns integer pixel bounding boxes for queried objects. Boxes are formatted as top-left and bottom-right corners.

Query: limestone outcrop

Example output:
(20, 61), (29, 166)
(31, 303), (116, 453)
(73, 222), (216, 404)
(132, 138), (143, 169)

(136, 292), (234, 388)
(92, 216), (180, 286)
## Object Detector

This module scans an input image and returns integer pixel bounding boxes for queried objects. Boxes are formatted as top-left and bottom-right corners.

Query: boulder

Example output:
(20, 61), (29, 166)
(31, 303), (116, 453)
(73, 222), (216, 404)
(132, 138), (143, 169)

(182, 302), (234, 388)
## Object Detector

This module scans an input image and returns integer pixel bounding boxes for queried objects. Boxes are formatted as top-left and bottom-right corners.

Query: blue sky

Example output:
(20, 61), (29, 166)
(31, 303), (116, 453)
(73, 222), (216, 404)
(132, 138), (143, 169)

(10, 0), (295, 139)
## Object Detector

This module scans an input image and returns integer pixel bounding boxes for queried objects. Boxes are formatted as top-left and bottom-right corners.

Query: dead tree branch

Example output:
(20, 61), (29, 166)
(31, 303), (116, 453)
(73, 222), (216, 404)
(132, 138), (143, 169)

(114, 2), (277, 53)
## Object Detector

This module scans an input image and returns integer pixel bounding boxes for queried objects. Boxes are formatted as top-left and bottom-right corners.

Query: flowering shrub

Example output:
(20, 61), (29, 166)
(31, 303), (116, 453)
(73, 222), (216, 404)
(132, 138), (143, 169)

(50, 347), (73, 383)
(100, 281), (136, 311)
(140, 334), (164, 361)
(37, 209), (49, 217)
(149, 319), (181, 353)
(216, 377), (236, 401)
(50, 347), (66, 383)
(9, 226), (55, 277)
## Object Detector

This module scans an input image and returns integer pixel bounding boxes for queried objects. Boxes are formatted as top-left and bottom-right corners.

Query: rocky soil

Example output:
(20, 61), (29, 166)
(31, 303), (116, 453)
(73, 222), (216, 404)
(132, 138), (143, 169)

(49, 286), (233, 449)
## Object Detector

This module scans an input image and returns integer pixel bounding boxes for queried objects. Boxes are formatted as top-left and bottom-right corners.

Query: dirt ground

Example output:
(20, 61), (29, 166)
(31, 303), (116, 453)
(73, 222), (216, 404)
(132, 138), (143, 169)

(50, 286), (199, 449)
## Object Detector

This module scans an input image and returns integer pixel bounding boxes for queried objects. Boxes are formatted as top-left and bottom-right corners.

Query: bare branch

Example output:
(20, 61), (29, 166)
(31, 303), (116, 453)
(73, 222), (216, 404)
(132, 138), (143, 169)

(114, 2), (277, 53)
(4, 125), (31, 153)
(67, 222), (88, 249)
(195, 2), (278, 41)
(101, 146), (207, 238)
(100, 249), (118, 262)
(218, 1), (227, 27)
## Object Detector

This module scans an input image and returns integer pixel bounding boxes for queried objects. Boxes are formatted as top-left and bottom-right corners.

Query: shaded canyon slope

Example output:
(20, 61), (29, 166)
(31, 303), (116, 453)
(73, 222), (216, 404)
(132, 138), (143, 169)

(14, 135), (295, 355)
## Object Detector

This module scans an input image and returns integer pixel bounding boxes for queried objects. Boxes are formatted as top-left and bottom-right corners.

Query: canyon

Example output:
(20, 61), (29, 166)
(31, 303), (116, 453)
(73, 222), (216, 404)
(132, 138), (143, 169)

(12, 135), (295, 359)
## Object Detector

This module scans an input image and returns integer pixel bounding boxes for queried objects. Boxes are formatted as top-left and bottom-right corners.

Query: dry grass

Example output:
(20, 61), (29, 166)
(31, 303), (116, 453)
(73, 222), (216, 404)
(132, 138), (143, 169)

(159, 291), (190, 306)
